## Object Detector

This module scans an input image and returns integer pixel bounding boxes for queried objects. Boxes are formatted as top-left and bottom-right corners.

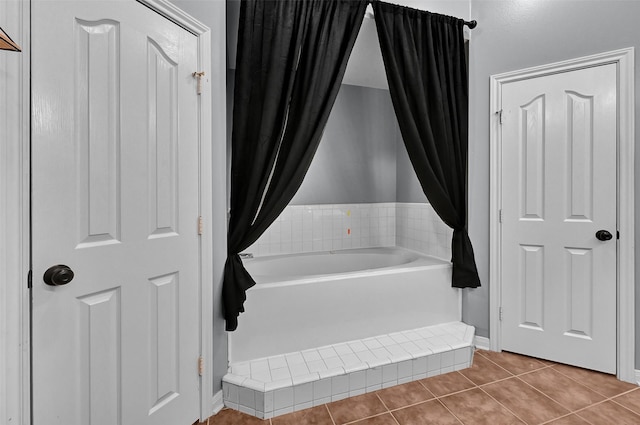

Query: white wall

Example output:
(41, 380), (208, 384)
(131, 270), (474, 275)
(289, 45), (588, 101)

(0, 1), (29, 424)
(467, 0), (640, 368)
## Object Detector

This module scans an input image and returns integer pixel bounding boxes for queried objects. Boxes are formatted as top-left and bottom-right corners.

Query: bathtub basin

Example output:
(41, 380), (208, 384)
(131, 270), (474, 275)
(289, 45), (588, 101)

(229, 246), (459, 363)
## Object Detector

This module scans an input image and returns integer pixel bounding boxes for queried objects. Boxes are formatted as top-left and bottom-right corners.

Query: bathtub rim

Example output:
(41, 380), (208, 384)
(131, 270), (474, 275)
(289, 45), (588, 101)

(243, 246), (452, 289)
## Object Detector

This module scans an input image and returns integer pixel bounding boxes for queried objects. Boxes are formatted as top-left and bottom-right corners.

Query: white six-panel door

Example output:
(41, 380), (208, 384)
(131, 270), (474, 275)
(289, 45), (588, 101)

(500, 64), (617, 373)
(31, 1), (201, 424)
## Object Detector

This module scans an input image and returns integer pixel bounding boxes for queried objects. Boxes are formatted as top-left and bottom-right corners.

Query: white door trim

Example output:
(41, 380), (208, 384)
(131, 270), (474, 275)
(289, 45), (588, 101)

(1, 0), (30, 424)
(489, 47), (635, 383)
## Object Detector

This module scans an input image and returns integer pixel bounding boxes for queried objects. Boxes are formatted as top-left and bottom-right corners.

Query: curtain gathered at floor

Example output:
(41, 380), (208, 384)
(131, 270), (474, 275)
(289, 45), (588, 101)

(223, 0), (368, 331)
(372, 1), (481, 288)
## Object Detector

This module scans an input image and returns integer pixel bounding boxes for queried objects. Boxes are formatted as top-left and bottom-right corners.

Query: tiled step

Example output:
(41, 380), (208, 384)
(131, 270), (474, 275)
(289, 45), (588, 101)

(222, 321), (475, 419)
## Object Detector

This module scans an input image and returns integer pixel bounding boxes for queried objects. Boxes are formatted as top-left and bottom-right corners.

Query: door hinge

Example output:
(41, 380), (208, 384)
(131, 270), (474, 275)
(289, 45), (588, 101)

(617, 230), (620, 240)
(193, 71), (205, 95)
(499, 209), (503, 223)
(27, 269), (32, 289)
(499, 307), (503, 321)
(496, 109), (503, 125)
(197, 216), (203, 235)
(198, 356), (204, 376)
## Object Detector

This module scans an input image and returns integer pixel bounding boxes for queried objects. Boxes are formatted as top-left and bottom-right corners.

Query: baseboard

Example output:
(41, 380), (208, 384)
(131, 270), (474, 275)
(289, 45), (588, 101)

(634, 370), (640, 386)
(212, 390), (224, 415)
(473, 336), (490, 351)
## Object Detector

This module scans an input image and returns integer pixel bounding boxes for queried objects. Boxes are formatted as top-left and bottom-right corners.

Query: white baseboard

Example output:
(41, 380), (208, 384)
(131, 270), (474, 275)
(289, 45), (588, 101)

(474, 336), (490, 351)
(212, 390), (224, 416)
(634, 370), (640, 386)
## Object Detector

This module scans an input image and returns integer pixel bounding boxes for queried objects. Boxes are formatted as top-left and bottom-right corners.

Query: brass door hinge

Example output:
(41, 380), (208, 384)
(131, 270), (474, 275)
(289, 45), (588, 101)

(198, 356), (204, 376)
(193, 71), (205, 95)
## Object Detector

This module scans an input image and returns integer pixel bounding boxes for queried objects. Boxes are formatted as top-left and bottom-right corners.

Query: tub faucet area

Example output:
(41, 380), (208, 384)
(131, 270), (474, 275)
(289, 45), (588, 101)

(239, 252), (254, 259)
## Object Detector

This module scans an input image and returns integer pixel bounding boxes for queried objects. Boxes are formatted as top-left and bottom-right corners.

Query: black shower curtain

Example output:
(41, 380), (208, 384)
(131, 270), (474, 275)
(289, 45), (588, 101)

(223, 0), (368, 331)
(372, 1), (481, 288)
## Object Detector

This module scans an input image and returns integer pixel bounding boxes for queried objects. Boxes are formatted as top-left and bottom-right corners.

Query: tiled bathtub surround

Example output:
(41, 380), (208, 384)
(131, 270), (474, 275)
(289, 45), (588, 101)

(247, 203), (396, 257)
(222, 322), (475, 420)
(395, 203), (452, 260)
(245, 202), (451, 259)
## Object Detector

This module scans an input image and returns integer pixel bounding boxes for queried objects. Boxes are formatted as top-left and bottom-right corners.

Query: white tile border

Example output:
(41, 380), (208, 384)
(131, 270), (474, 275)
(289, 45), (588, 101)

(243, 202), (453, 260)
(223, 322), (475, 420)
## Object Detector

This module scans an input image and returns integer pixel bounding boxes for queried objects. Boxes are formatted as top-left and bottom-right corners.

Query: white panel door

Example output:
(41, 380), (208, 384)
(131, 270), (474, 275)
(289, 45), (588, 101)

(500, 64), (617, 373)
(31, 1), (201, 424)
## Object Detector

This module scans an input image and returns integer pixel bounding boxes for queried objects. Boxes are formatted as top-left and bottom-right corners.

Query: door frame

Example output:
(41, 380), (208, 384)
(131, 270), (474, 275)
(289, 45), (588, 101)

(489, 48), (635, 383)
(136, 1), (214, 419)
(2, 1), (213, 423)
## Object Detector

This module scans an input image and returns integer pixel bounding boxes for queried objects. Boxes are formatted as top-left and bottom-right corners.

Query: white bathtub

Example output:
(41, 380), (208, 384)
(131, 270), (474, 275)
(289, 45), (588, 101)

(229, 246), (460, 363)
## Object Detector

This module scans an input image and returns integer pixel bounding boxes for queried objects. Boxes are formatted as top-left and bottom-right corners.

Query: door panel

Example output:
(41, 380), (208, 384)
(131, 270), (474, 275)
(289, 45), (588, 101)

(32, 1), (200, 424)
(500, 64), (617, 373)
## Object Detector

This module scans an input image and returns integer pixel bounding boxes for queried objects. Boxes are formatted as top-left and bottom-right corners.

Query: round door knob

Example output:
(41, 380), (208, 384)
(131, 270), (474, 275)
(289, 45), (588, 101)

(43, 264), (75, 286)
(595, 230), (613, 241)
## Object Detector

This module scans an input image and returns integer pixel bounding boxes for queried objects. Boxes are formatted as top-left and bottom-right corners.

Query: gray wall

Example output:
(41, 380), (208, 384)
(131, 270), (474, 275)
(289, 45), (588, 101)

(291, 84), (399, 205)
(396, 136), (428, 204)
(466, 0), (640, 366)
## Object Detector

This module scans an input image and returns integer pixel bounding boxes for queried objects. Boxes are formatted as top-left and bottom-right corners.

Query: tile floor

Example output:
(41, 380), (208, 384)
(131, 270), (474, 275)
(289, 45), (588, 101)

(204, 349), (640, 425)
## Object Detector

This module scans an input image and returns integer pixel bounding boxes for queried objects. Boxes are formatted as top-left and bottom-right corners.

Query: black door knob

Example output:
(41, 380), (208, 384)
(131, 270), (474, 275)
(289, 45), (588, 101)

(595, 230), (613, 241)
(43, 265), (75, 286)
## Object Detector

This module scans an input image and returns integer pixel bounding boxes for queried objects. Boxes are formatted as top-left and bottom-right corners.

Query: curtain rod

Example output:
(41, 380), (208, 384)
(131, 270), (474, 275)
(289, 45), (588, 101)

(364, 4), (478, 29)
(464, 20), (478, 29)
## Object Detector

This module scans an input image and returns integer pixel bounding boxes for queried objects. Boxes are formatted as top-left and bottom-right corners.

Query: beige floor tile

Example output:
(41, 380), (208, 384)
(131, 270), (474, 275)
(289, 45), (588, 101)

(326, 393), (387, 425)
(482, 377), (569, 424)
(440, 388), (524, 425)
(392, 400), (461, 425)
(459, 352), (512, 385)
(272, 405), (335, 425)
(419, 371), (476, 397)
(553, 364), (637, 398)
(518, 367), (604, 411)
(477, 350), (547, 375)
(577, 400), (640, 425)
(376, 381), (434, 410)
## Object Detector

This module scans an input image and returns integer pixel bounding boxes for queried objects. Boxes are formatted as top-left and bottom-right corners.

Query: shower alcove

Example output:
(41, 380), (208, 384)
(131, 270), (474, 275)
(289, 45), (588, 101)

(223, 1), (476, 419)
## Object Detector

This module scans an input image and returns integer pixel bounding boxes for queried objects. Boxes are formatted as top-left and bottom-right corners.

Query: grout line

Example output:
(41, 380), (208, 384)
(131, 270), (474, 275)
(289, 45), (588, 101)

(549, 398), (612, 425)
(539, 412), (583, 425)
(414, 380), (440, 399)
(382, 395), (436, 415)
(324, 404), (338, 425)
(342, 413), (394, 425)
(463, 373), (515, 387)
(513, 363), (557, 378)
(433, 398), (464, 425)
(504, 375), (573, 413)
(417, 378), (478, 400)
(388, 410), (401, 425)
(473, 350), (541, 378)
(477, 385), (530, 425)
(605, 393), (640, 419)
(549, 365), (623, 399)
(375, 392), (391, 412)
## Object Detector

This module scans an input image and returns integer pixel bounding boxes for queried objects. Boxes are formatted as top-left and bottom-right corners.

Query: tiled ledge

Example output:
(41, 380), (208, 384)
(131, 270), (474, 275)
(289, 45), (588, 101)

(222, 321), (475, 419)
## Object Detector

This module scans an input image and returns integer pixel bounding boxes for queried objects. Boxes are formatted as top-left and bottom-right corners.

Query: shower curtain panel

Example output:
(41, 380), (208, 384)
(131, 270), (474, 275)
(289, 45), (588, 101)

(223, 0), (368, 331)
(372, 1), (481, 288)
